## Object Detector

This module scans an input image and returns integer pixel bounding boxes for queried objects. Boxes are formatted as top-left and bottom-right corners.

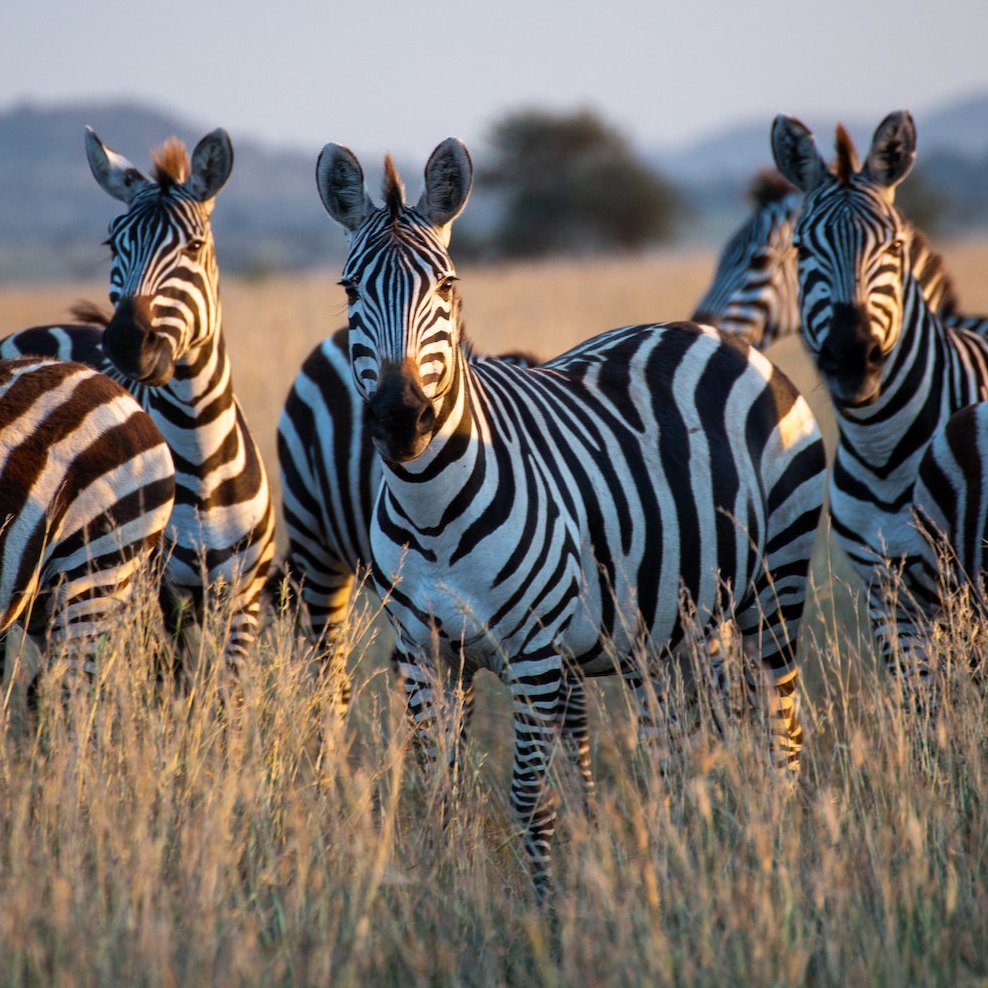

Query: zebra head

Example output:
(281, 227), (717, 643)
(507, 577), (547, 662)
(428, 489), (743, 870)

(316, 138), (473, 463)
(86, 127), (233, 387)
(692, 169), (802, 347)
(772, 111), (917, 407)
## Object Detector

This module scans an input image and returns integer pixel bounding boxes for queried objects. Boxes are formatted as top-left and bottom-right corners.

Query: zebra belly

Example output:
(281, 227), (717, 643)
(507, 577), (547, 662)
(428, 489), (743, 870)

(373, 517), (737, 680)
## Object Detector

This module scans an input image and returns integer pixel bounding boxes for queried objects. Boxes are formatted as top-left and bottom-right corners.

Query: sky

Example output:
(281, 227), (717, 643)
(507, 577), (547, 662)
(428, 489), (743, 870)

(3, 0), (988, 164)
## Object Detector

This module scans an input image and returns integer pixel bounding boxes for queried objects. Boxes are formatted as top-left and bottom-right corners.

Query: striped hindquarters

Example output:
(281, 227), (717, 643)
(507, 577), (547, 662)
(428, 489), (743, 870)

(0, 356), (175, 657)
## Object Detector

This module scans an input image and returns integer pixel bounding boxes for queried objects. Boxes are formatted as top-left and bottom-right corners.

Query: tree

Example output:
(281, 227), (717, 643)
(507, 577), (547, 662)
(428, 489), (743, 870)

(480, 107), (681, 257)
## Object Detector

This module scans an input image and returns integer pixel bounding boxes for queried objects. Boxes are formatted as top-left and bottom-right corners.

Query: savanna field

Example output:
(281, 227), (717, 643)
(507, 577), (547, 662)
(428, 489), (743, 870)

(2, 242), (988, 985)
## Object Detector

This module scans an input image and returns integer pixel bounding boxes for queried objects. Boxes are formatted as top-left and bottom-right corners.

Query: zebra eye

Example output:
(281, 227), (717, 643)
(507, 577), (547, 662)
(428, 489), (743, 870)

(102, 238), (118, 257)
(184, 238), (205, 255)
(338, 279), (359, 304)
(437, 275), (458, 301)
(887, 238), (905, 257)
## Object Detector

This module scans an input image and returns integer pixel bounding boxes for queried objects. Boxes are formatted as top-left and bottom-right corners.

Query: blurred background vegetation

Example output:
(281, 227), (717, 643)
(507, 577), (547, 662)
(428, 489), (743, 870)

(1, 95), (987, 281)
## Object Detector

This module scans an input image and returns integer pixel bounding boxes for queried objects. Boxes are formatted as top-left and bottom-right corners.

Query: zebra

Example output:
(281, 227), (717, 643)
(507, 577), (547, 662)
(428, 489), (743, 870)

(693, 169), (987, 349)
(0, 128), (275, 674)
(315, 135), (827, 896)
(0, 356), (175, 690)
(771, 109), (988, 705)
(692, 169), (803, 348)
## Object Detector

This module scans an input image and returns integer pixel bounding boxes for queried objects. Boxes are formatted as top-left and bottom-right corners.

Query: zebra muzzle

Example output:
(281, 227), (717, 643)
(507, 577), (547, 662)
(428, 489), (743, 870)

(103, 296), (175, 387)
(817, 302), (884, 406)
(366, 363), (436, 463)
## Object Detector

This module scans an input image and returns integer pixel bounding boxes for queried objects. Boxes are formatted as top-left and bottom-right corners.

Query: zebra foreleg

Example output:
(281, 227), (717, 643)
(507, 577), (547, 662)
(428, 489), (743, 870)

(754, 665), (803, 774)
(869, 582), (942, 717)
(395, 647), (475, 827)
(508, 649), (564, 902)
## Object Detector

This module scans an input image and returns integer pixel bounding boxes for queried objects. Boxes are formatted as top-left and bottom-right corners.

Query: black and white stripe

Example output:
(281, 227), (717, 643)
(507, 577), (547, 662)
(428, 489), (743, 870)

(913, 402), (988, 619)
(316, 137), (827, 896)
(0, 128), (275, 672)
(0, 356), (175, 682)
(772, 110), (988, 703)
(693, 169), (987, 348)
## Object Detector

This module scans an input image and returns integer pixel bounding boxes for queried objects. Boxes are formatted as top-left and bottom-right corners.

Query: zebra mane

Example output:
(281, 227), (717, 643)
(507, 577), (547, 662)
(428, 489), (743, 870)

(748, 169), (797, 208)
(151, 138), (190, 192)
(382, 155), (406, 221)
(69, 300), (112, 327)
(909, 225), (961, 317)
(832, 125), (860, 186)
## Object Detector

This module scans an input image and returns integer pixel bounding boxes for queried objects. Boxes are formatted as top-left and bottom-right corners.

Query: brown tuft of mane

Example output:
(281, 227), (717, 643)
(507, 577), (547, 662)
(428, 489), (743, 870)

(748, 168), (797, 208)
(70, 300), (112, 327)
(833, 124), (861, 185)
(151, 137), (190, 191)
(382, 155), (405, 220)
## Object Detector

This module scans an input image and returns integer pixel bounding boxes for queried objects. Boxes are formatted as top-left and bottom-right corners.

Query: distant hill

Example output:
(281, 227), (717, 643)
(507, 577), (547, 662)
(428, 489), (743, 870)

(1, 94), (987, 281)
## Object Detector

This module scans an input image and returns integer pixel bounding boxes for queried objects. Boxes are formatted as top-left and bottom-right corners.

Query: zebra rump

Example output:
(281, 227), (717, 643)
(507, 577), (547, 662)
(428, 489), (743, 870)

(0, 356), (175, 682)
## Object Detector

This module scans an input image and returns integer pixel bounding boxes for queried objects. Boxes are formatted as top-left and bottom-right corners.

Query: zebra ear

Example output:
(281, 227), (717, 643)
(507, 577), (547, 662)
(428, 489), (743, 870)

(316, 144), (374, 233)
(862, 111), (916, 195)
(187, 128), (234, 202)
(85, 126), (151, 204)
(417, 138), (472, 240)
(771, 115), (826, 193)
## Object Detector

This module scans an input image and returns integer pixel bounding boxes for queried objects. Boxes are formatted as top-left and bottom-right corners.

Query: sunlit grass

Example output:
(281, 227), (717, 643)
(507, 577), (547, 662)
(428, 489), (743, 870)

(0, 555), (986, 986)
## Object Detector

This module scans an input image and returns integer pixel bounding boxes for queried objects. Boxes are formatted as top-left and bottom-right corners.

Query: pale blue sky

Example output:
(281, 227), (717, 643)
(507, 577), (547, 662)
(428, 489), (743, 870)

(3, 0), (987, 161)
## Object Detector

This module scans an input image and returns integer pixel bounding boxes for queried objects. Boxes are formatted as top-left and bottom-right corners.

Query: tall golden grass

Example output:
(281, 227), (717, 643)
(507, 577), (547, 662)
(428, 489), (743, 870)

(0, 240), (987, 984)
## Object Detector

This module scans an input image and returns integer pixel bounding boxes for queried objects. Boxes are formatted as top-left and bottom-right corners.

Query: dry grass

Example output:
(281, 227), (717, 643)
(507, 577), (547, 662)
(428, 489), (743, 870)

(1, 240), (988, 984)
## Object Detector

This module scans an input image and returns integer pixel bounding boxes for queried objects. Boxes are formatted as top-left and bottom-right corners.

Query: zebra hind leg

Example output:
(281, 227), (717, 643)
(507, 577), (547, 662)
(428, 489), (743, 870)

(559, 670), (596, 818)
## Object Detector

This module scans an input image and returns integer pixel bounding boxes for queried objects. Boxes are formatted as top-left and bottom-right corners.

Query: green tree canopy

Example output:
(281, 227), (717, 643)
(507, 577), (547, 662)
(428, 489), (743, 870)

(481, 107), (681, 257)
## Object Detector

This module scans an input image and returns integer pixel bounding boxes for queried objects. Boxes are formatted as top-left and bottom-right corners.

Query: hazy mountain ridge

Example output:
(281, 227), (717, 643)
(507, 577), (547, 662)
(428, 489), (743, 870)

(1, 94), (986, 282)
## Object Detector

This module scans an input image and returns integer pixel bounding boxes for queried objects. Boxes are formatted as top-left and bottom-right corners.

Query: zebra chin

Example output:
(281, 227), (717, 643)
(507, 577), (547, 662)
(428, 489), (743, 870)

(821, 369), (882, 409)
(105, 341), (175, 387)
(369, 429), (433, 464)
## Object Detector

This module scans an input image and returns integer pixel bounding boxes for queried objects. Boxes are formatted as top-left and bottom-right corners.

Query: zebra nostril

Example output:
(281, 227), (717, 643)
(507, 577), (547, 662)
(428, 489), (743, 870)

(867, 344), (883, 368)
(416, 402), (436, 436)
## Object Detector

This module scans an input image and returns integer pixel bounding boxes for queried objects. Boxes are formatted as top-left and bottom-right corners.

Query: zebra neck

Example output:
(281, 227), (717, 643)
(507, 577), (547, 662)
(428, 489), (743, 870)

(142, 322), (243, 465)
(833, 278), (963, 484)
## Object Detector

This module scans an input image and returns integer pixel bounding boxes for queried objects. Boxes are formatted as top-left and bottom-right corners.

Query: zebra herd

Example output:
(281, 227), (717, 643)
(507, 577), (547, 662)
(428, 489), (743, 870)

(1, 109), (986, 897)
